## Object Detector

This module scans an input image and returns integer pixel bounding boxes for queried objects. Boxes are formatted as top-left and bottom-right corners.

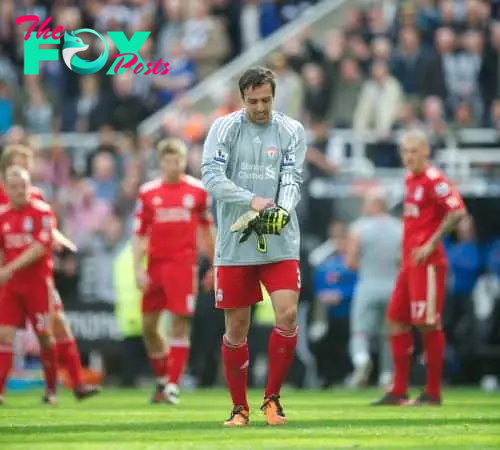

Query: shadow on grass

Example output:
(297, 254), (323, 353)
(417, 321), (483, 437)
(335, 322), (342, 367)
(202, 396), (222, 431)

(1, 417), (499, 436)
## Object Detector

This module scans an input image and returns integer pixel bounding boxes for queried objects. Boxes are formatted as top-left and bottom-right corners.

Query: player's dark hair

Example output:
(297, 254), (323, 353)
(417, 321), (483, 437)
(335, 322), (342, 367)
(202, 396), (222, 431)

(238, 67), (276, 98)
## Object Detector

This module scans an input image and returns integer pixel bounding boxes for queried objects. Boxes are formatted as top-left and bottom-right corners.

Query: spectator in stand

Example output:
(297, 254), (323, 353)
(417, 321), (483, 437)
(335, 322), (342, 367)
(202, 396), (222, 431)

(13, 75), (60, 134)
(89, 152), (119, 204)
(313, 221), (357, 387)
(269, 52), (304, 120)
(210, 0), (242, 61)
(345, 34), (372, 74)
(63, 75), (102, 132)
(327, 58), (364, 128)
(154, 41), (197, 106)
(371, 37), (393, 66)
(394, 101), (425, 133)
(157, 0), (185, 63)
(488, 98), (500, 130)
(302, 63), (332, 124)
(354, 60), (404, 139)
(0, 80), (12, 135)
(321, 30), (345, 84)
(63, 179), (113, 250)
(444, 215), (484, 380)
(364, 5), (390, 43)
(181, 0), (229, 80)
(421, 27), (456, 102)
(391, 26), (428, 98)
(450, 102), (480, 141)
(107, 73), (149, 131)
(421, 96), (450, 148)
(305, 121), (336, 240)
(480, 22), (500, 111)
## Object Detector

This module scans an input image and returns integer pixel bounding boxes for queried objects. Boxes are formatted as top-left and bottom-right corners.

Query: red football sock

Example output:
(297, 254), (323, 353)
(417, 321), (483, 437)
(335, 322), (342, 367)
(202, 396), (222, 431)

(0, 343), (14, 396)
(41, 345), (58, 393)
(265, 325), (298, 399)
(149, 351), (168, 385)
(422, 329), (445, 398)
(167, 340), (190, 385)
(56, 339), (83, 390)
(221, 336), (249, 410)
(390, 332), (413, 396)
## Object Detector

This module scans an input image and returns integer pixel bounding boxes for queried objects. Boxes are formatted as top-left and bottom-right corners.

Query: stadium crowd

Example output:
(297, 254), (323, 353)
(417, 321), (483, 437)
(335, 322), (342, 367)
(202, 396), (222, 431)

(0, 0), (499, 390)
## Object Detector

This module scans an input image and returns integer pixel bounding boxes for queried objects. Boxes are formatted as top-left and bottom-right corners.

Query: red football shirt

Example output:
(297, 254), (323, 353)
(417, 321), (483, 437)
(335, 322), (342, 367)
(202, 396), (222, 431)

(0, 183), (45, 204)
(0, 199), (54, 283)
(402, 165), (465, 267)
(134, 175), (213, 264)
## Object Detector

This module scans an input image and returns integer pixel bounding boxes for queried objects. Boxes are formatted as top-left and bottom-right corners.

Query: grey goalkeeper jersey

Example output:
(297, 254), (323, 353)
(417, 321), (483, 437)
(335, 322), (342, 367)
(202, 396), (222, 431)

(351, 215), (402, 284)
(201, 109), (307, 266)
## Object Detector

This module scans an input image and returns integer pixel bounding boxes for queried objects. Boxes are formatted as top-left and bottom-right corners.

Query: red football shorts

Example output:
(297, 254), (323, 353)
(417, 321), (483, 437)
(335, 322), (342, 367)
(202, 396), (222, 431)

(214, 260), (301, 309)
(142, 261), (198, 316)
(0, 277), (52, 334)
(387, 264), (447, 326)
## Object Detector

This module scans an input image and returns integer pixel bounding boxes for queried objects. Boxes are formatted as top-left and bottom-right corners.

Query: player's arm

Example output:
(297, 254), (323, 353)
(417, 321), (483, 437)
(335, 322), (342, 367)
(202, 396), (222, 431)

(132, 195), (151, 291)
(52, 228), (77, 252)
(427, 179), (467, 249)
(345, 230), (360, 270)
(1, 213), (52, 276)
(198, 196), (216, 264)
(276, 122), (308, 213)
(201, 117), (255, 207)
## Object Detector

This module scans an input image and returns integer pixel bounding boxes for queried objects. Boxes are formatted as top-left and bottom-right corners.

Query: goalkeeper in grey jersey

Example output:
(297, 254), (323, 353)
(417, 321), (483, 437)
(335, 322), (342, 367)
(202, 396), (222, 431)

(201, 67), (307, 427)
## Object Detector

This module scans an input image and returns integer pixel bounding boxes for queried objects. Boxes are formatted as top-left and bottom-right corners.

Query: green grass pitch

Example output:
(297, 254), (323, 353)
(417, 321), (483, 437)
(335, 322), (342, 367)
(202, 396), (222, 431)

(1, 388), (499, 449)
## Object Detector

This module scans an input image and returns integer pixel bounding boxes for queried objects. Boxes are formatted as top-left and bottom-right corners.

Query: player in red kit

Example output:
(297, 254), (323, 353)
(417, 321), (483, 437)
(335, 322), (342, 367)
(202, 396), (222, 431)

(133, 138), (215, 404)
(372, 130), (466, 406)
(0, 145), (100, 403)
(0, 166), (58, 404)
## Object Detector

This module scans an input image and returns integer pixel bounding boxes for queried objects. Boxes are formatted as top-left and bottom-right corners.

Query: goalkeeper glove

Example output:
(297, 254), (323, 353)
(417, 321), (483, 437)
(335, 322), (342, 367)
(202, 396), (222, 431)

(231, 210), (268, 252)
(258, 206), (290, 235)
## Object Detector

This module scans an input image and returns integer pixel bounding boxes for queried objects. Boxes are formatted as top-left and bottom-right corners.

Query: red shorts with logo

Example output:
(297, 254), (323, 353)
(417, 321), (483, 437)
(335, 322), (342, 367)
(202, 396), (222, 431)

(142, 261), (198, 316)
(214, 260), (301, 309)
(387, 264), (447, 326)
(0, 277), (52, 334)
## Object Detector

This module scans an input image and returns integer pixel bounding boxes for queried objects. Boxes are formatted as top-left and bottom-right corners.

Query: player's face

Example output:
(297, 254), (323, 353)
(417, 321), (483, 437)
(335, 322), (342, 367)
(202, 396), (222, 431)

(6, 175), (29, 207)
(400, 140), (429, 173)
(160, 153), (186, 182)
(243, 83), (274, 125)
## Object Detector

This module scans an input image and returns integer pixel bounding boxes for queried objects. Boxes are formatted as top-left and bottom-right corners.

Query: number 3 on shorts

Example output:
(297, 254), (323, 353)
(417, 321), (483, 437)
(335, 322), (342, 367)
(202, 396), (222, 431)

(411, 301), (427, 321)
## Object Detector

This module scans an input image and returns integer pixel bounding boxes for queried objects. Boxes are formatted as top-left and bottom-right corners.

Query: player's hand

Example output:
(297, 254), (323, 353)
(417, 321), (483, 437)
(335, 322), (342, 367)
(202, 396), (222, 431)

(412, 241), (436, 265)
(135, 269), (150, 292)
(258, 206), (290, 235)
(250, 196), (274, 212)
(0, 267), (13, 285)
(201, 267), (214, 292)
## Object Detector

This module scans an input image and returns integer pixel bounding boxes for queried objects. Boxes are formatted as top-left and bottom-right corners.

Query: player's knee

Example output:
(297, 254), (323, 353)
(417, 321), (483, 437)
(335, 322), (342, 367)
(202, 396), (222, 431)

(225, 317), (250, 345)
(171, 315), (190, 339)
(386, 319), (410, 335)
(0, 327), (16, 346)
(275, 303), (297, 329)
(37, 333), (54, 350)
(52, 312), (70, 339)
